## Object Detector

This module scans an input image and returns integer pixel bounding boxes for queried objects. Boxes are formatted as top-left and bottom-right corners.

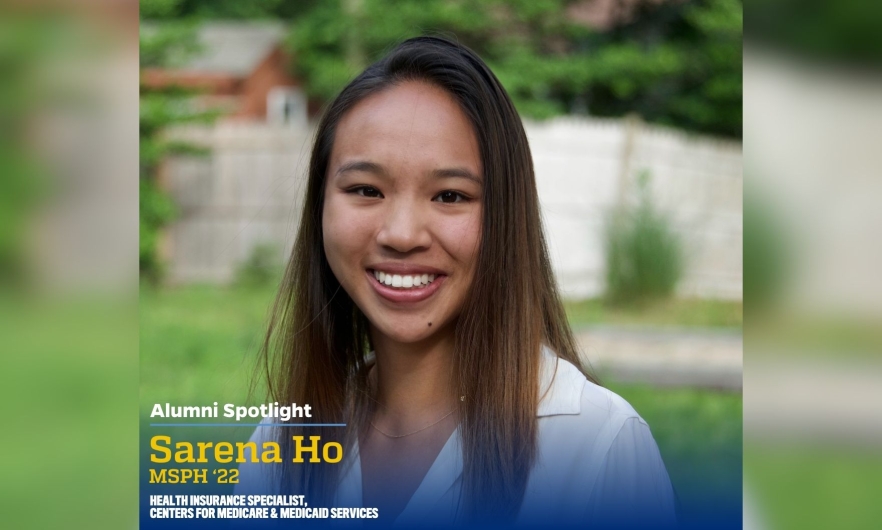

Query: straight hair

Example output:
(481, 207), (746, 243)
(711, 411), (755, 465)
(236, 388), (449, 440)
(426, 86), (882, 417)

(258, 35), (594, 523)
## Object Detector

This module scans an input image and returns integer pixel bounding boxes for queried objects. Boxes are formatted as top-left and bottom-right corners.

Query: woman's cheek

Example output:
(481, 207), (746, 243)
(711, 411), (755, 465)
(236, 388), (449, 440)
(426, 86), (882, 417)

(323, 199), (359, 271)
(325, 201), (380, 269)
(440, 210), (482, 264)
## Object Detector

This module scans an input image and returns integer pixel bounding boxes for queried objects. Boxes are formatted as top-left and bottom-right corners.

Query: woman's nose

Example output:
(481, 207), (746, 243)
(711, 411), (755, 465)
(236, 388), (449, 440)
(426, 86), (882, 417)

(375, 198), (431, 253)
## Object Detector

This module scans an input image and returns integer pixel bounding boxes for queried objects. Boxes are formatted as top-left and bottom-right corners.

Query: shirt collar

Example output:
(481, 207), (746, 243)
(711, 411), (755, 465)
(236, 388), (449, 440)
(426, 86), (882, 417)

(536, 345), (585, 417)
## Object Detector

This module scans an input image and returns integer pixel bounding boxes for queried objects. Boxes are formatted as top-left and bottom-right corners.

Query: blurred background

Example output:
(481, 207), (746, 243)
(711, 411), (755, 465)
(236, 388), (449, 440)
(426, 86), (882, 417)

(10, 0), (880, 529)
(0, 1), (139, 529)
(743, 1), (882, 530)
(137, 0), (743, 527)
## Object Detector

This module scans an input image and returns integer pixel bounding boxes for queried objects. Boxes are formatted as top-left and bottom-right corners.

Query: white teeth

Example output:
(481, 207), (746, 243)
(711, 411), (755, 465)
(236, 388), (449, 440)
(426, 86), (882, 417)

(373, 270), (438, 289)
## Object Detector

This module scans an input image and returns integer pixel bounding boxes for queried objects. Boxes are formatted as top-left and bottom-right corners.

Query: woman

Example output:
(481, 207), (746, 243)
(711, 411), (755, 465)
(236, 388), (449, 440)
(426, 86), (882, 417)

(239, 36), (677, 527)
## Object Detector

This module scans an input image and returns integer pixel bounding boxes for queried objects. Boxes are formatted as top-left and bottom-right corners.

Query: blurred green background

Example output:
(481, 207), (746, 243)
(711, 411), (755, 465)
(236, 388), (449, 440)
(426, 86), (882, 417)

(8, 0), (882, 529)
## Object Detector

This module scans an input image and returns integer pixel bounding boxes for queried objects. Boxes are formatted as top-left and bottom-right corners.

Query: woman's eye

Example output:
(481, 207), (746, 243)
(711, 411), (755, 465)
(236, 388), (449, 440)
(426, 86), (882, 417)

(434, 191), (467, 203)
(350, 186), (383, 198)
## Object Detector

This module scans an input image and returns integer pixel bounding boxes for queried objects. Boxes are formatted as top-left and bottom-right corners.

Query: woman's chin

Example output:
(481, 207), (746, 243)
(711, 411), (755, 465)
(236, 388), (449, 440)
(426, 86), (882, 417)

(373, 320), (449, 346)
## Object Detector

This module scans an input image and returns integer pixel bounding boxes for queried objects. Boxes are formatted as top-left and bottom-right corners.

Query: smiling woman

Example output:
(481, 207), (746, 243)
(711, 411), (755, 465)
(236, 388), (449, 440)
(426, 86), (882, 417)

(323, 81), (482, 346)
(237, 36), (677, 528)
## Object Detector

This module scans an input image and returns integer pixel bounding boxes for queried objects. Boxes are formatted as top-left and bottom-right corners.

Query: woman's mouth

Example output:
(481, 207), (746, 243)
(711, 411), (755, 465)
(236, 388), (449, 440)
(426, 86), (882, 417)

(366, 268), (446, 303)
(371, 270), (437, 289)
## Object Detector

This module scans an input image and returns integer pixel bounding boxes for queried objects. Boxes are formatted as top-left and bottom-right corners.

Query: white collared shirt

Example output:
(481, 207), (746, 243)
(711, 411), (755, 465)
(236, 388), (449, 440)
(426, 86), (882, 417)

(238, 347), (678, 527)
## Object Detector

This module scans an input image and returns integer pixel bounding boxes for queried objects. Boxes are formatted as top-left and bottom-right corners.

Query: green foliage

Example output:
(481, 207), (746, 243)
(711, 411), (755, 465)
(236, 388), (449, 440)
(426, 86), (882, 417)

(286, 0), (742, 137)
(139, 179), (177, 282)
(139, 21), (201, 68)
(235, 243), (283, 288)
(0, 141), (43, 287)
(140, 0), (321, 21)
(743, 183), (791, 312)
(140, 0), (187, 21)
(138, 24), (217, 281)
(745, 0), (882, 67)
(140, 0), (741, 136)
(0, 19), (53, 287)
(140, 0), (742, 136)
(604, 171), (683, 304)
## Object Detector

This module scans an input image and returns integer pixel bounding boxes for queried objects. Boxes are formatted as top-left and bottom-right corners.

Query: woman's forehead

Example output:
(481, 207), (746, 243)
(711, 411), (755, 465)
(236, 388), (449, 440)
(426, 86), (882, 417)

(329, 81), (482, 178)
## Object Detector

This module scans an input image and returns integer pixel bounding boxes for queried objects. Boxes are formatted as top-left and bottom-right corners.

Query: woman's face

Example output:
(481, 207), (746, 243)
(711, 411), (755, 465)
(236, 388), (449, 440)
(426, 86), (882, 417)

(322, 81), (483, 345)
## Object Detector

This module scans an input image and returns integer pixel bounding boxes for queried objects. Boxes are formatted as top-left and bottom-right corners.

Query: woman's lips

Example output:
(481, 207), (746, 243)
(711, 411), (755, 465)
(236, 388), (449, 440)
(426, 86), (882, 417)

(366, 269), (446, 304)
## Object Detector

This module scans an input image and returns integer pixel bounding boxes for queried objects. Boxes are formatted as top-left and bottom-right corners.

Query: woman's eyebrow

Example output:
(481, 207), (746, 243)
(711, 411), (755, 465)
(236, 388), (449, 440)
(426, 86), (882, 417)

(335, 160), (482, 186)
(431, 167), (483, 186)
(335, 160), (386, 177)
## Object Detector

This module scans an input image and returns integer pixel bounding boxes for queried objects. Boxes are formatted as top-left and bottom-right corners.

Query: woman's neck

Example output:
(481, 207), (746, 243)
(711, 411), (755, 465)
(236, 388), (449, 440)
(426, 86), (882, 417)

(369, 326), (457, 427)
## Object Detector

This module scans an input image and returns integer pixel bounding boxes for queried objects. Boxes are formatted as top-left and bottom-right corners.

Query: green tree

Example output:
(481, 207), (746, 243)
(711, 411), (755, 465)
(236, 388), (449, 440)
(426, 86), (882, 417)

(139, 21), (216, 281)
(140, 0), (321, 21)
(288, 0), (742, 138)
(142, 0), (742, 137)
(744, 0), (882, 67)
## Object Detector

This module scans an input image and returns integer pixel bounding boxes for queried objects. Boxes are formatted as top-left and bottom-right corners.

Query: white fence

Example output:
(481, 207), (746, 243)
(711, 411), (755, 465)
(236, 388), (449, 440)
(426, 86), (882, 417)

(161, 123), (311, 283)
(527, 117), (742, 299)
(163, 116), (742, 299)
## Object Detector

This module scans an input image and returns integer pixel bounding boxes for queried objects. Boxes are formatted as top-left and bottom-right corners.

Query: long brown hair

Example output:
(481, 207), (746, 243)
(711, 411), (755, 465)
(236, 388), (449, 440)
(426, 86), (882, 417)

(258, 35), (594, 522)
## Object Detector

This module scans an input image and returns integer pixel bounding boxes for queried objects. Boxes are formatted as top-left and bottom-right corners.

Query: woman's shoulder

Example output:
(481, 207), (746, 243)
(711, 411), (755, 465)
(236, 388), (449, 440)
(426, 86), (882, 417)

(536, 346), (659, 466)
(538, 345), (641, 424)
(526, 348), (677, 526)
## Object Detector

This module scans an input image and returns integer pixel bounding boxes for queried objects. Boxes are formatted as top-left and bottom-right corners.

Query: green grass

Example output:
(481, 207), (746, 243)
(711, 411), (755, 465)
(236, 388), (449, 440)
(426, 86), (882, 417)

(139, 284), (276, 411)
(745, 445), (882, 530)
(565, 297), (743, 330)
(2, 298), (137, 530)
(746, 311), (882, 359)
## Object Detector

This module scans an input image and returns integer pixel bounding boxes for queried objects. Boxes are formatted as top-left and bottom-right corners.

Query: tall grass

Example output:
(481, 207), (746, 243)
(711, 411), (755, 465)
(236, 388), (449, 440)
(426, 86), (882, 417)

(604, 171), (683, 304)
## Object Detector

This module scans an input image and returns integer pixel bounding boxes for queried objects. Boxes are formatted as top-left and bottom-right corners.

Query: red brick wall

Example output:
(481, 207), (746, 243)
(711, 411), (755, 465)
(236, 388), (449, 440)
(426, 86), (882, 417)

(234, 45), (300, 120)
